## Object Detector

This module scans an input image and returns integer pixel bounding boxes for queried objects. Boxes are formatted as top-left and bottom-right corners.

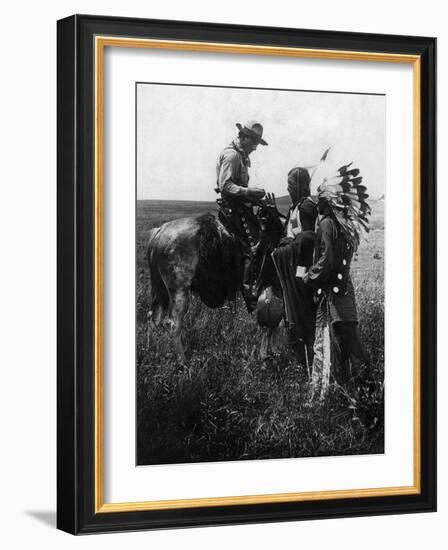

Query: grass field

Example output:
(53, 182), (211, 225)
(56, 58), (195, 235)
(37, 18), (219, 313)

(136, 198), (384, 465)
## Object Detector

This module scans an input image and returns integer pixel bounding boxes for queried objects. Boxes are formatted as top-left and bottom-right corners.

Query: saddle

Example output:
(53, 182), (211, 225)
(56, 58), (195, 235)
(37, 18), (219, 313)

(216, 198), (282, 311)
(216, 198), (258, 239)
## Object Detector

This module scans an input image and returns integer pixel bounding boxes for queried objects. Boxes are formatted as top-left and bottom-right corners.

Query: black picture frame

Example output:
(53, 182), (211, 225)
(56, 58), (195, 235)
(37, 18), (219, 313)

(57, 14), (436, 534)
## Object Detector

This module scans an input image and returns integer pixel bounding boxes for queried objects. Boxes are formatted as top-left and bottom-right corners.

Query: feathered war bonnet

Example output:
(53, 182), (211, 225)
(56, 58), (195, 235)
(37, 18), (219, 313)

(316, 155), (371, 251)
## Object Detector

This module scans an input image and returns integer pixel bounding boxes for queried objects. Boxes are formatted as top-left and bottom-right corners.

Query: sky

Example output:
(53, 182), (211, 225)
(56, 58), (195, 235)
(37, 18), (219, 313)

(136, 83), (385, 201)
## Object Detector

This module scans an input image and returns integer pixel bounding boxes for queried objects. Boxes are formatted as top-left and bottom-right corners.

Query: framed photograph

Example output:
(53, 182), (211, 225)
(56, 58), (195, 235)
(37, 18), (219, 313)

(57, 14), (436, 534)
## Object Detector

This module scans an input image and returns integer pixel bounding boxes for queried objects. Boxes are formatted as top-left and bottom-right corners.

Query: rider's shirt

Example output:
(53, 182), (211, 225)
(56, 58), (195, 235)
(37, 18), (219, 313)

(216, 139), (251, 201)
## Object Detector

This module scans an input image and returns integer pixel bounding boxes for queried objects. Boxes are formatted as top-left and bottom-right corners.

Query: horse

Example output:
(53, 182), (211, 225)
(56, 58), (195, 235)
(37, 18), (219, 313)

(146, 200), (285, 362)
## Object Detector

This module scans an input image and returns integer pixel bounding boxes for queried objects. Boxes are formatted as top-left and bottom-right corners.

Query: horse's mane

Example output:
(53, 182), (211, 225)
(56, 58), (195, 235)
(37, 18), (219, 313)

(191, 213), (237, 308)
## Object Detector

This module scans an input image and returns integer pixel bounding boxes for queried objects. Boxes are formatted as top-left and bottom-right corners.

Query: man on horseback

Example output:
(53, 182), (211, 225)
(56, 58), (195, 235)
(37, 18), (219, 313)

(215, 120), (268, 312)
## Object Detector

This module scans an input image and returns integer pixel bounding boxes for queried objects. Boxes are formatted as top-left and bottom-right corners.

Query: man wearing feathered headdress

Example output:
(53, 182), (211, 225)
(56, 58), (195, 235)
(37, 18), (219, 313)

(303, 154), (370, 400)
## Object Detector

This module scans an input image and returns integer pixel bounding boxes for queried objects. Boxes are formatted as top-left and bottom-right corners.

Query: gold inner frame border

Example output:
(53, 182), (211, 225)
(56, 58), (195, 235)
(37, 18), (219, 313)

(94, 35), (421, 513)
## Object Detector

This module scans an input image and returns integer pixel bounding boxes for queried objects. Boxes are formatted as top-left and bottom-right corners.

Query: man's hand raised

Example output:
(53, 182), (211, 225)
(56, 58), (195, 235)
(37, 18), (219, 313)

(264, 192), (277, 209)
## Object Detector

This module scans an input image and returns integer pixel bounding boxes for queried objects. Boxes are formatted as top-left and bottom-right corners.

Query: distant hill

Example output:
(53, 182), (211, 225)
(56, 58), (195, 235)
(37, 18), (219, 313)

(138, 195), (291, 220)
(272, 195), (290, 214)
(137, 196), (382, 231)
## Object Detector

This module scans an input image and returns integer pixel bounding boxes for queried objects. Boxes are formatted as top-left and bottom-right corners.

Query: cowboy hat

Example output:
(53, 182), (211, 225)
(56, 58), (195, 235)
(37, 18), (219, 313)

(235, 120), (268, 145)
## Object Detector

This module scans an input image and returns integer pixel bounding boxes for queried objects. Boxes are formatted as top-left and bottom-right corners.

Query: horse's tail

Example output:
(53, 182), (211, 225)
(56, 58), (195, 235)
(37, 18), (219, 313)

(147, 227), (169, 325)
(192, 213), (235, 308)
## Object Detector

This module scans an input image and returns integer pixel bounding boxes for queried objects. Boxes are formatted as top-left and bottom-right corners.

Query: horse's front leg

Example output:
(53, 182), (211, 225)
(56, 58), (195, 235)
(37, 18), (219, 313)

(260, 324), (284, 360)
(260, 326), (273, 360)
(257, 286), (284, 359)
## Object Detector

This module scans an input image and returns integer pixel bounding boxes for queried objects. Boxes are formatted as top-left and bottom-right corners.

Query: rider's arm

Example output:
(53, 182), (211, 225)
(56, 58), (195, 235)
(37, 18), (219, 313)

(217, 151), (265, 201)
(217, 150), (250, 199)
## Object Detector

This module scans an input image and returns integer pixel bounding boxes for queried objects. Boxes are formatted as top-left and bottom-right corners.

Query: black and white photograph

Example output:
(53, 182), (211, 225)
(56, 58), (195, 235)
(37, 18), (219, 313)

(136, 82), (385, 466)
(0, 0), (441, 543)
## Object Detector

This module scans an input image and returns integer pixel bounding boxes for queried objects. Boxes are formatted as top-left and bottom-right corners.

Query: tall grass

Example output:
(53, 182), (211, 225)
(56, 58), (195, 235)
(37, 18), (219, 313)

(136, 200), (384, 465)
